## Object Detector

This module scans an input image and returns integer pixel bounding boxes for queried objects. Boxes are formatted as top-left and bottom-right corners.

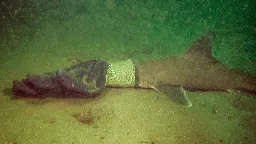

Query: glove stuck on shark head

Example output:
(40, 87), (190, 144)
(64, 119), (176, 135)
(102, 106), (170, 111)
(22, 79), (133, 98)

(11, 32), (256, 107)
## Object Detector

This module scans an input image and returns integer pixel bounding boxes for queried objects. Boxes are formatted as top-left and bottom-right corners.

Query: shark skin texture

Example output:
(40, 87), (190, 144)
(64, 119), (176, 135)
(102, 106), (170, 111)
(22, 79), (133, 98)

(135, 32), (256, 97)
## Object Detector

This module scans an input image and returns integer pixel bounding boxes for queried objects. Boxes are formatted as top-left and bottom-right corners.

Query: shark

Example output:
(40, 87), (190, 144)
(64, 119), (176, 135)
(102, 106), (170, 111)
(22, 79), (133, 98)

(10, 32), (256, 107)
(134, 32), (256, 107)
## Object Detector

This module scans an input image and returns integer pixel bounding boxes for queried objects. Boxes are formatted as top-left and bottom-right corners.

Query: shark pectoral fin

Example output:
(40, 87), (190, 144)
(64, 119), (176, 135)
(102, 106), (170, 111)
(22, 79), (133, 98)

(154, 84), (192, 107)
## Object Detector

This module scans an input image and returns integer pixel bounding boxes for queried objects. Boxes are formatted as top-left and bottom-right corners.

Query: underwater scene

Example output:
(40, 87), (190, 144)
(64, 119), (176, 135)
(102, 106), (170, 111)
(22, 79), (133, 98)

(0, 0), (256, 143)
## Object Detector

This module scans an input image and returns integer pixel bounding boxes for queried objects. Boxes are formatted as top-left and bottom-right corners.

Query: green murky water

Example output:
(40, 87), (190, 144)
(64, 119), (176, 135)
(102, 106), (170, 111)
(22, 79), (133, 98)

(0, 0), (255, 143)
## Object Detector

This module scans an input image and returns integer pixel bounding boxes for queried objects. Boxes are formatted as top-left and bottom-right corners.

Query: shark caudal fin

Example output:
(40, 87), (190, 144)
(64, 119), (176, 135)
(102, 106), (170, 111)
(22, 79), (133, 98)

(183, 32), (220, 64)
(153, 83), (192, 107)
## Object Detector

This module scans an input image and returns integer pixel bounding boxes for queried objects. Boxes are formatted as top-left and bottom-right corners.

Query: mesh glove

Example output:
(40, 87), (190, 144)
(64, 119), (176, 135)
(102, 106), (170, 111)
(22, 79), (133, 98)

(12, 60), (109, 98)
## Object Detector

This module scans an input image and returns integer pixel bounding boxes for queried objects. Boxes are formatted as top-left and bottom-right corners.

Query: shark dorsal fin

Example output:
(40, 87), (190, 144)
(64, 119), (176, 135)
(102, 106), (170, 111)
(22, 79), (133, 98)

(183, 32), (219, 63)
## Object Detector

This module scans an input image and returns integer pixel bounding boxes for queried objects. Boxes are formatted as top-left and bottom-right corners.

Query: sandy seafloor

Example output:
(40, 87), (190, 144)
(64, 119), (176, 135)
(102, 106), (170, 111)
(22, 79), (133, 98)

(0, 0), (256, 144)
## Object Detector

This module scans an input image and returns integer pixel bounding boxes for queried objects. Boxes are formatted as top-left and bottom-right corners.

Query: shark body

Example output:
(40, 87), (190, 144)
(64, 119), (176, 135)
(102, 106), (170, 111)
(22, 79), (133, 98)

(135, 32), (256, 105)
